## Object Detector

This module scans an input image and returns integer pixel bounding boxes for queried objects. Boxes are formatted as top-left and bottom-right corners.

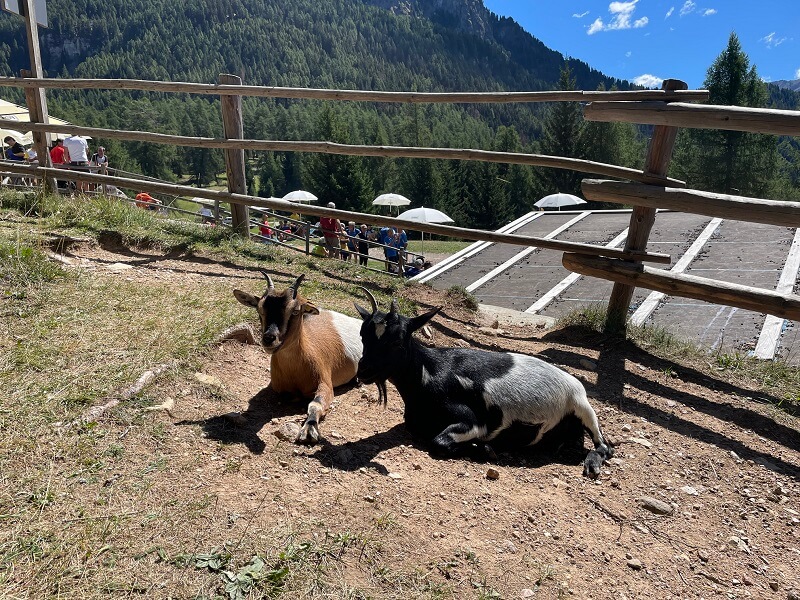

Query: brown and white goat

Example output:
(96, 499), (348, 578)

(233, 273), (362, 444)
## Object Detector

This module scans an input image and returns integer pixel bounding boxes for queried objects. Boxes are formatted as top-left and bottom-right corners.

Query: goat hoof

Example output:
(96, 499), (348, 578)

(296, 423), (320, 445)
(582, 450), (603, 479)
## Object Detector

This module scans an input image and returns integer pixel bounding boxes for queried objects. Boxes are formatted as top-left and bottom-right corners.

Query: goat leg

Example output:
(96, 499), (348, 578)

(430, 422), (486, 457)
(296, 381), (334, 445)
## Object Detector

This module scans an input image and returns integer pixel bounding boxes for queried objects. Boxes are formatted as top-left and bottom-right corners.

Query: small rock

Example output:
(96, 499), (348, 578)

(486, 468), (500, 480)
(728, 536), (751, 553)
(520, 590), (535, 599)
(769, 581), (780, 591)
(491, 319), (500, 329)
(579, 358), (597, 371)
(106, 262), (133, 272)
(223, 412), (248, 427)
(680, 485), (700, 496)
(388, 472), (403, 480)
(412, 462), (422, 470)
(697, 549), (709, 562)
(364, 495), (376, 503)
(626, 558), (643, 570)
(621, 424), (632, 432)
(194, 372), (223, 387)
(629, 437), (652, 449)
(640, 496), (674, 515)
(503, 540), (518, 554)
(274, 422), (301, 441)
(279, 460), (289, 468)
(421, 325), (433, 339)
(742, 574), (754, 586)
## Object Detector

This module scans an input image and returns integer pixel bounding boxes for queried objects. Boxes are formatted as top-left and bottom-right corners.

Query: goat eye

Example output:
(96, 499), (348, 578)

(292, 308), (301, 315)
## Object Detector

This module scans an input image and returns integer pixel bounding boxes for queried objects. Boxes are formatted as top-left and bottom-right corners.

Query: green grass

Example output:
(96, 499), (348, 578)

(406, 239), (470, 256)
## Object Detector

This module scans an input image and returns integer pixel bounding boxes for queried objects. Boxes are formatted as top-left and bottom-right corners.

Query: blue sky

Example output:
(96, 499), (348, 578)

(482, 0), (800, 89)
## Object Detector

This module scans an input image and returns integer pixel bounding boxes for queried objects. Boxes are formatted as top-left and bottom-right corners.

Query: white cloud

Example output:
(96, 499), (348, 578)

(665, 6), (674, 18)
(702, 8), (717, 16)
(587, 17), (604, 34)
(625, 51), (632, 57)
(761, 32), (787, 48)
(680, 1), (695, 16)
(795, 68), (800, 79)
(633, 74), (664, 88)
(586, 0), (649, 35)
(573, 10), (589, 18)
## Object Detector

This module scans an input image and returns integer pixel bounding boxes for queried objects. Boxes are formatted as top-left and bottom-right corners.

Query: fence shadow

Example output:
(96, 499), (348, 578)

(540, 325), (800, 480)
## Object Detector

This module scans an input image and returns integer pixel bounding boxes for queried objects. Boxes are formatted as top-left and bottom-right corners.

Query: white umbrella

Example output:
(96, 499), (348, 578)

(283, 190), (318, 204)
(534, 193), (587, 211)
(397, 206), (454, 255)
(373, 193), (411, 215)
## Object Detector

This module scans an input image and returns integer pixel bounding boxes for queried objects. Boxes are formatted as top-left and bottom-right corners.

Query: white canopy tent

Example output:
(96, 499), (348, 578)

(0, 98), (84, 146)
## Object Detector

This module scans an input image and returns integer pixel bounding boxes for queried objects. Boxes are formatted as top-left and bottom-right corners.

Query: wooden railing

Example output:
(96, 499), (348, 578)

(1, 74), (799, 339)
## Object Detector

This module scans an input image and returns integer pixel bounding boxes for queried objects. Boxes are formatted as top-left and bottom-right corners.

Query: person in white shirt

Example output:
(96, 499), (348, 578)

(63, 135), (90, 192)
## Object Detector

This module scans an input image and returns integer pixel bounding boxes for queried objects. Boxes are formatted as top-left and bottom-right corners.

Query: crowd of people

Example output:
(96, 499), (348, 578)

(2, 134), (109, 193)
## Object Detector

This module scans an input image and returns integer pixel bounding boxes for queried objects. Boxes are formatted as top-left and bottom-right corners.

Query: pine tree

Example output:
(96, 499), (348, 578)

(538, 65), (585, 196)
(672, 33), (777, 196)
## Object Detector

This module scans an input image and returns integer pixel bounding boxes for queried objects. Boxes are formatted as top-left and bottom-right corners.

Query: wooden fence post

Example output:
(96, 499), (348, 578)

(219, 73), (249, 236)
(604, 78), (688, 332)
(20, 0), (56, 192)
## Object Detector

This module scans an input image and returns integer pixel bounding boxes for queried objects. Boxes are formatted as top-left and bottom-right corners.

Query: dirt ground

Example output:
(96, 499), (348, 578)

(43, 244), (800, 598)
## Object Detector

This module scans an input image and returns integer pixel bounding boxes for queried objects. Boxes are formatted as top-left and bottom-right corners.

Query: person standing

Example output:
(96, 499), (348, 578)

(50, 139), (68, 189)
(63, 134), (90, 192)
(90, 146), (109, 170)
(319, 202), (341, 259)
(356, 224), (372, 266)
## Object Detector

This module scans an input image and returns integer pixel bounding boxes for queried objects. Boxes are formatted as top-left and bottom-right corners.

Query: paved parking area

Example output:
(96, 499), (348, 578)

(420, 210), (800, 364)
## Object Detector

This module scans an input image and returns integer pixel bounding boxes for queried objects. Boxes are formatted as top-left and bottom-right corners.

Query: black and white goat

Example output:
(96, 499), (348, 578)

(354, 290), (612, 477)
(234, 273), (362, 444)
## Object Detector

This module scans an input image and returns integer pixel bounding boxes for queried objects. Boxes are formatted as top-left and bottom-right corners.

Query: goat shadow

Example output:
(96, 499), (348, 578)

(175, 381), (363, 455)
(302, 407), (596, 475)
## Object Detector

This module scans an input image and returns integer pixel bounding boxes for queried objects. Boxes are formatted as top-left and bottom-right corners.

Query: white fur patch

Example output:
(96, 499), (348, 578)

(327, 310), (364, 365)
(421, 365), (432, 386)
(450, 424), (487, 443)
(375, 322), (386, 339)
(455, 375), (473, 390)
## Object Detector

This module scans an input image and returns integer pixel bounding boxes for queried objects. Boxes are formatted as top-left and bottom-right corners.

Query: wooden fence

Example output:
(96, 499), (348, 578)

(1, 74), (799, 335)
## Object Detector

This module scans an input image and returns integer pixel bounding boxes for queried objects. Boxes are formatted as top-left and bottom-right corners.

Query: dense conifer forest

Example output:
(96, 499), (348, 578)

(1, 0), (797, 226)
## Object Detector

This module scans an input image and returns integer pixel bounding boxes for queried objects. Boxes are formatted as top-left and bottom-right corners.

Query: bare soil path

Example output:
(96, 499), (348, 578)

(47, 243), (800, 598)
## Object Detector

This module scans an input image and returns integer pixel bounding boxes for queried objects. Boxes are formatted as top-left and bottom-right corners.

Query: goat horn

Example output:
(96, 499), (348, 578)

(260, 270), (275, 290)
(390, 299), (399, 315)
(359, 286), (378, 315)
(290, 274), (305, 299)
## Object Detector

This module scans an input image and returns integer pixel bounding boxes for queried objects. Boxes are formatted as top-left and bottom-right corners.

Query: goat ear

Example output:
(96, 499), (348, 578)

(233, 289), (260, 308)
(354, 302), (372, 321)
(302, 300), (320, 315)
(408, 306), (441, 332)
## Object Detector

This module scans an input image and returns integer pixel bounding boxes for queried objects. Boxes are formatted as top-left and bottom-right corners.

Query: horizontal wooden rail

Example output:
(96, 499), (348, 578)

(0, 162), (672, 264)
(584, 101), (800, 137)
(562, 253), (800, 321)
(581, 179), (800, 227)
(0, 76), (710, 104)
(0, 120), (685, 186)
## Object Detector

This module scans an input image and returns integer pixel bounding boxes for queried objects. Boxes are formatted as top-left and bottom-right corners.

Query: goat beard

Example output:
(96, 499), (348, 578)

(375, 380), (388, 407)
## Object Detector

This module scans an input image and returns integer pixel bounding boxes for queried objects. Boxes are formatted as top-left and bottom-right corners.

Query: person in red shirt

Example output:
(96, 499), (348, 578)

(319, 202), (341, 259)
(259, 216), (273, 242)
(50, 139), (66, 165)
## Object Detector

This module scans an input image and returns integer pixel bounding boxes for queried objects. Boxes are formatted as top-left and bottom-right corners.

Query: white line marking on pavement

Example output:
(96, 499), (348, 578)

(630, 218), (723, 326)
(464, 212), (591, 293)
(524, 228), (629, 314)
(754, 227), (800, 359)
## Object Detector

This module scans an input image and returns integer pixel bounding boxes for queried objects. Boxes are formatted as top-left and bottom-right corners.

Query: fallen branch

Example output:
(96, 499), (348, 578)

(72, 363), (171, 425)
(215, 323), (258, 345)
